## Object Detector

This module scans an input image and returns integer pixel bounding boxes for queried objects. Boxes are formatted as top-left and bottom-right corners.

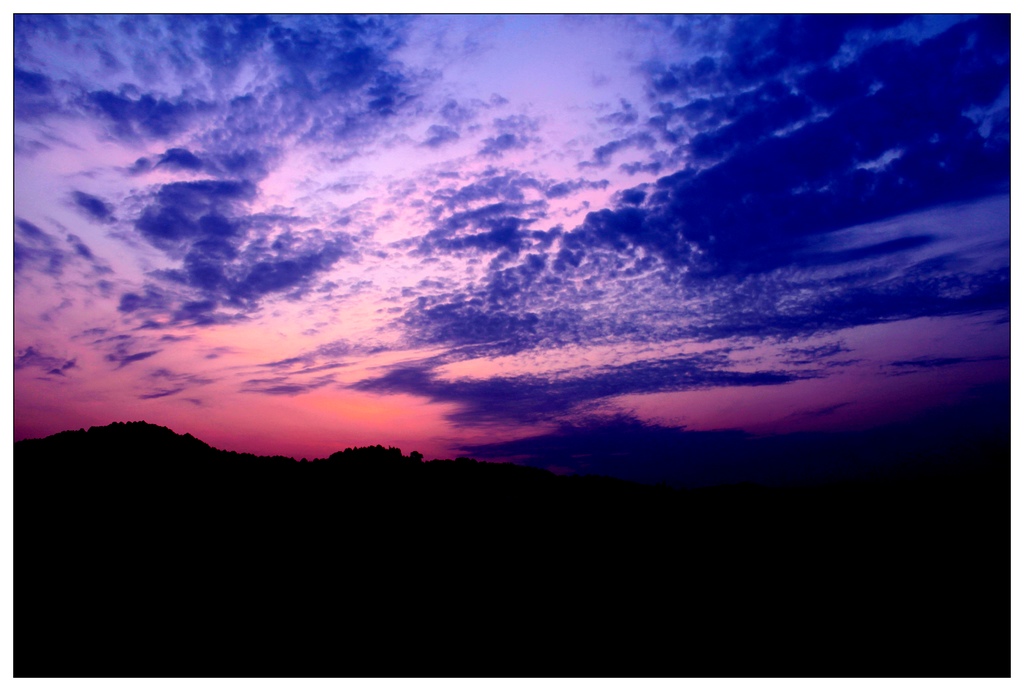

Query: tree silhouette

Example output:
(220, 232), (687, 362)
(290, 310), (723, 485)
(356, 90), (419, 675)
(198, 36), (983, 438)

(14, 420), (1008, 678)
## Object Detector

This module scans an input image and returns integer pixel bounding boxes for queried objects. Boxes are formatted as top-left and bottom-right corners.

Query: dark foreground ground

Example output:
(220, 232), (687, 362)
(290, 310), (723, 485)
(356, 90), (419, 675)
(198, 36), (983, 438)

(16, 421), (1008, 677)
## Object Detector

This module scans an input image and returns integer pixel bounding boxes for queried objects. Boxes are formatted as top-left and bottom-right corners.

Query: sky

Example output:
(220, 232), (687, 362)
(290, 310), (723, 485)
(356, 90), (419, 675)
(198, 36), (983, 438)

(11, 14), (1011, 487)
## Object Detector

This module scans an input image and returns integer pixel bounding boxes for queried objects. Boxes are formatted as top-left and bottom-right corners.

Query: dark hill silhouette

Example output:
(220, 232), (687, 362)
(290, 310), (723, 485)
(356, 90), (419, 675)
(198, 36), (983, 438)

(16, 421), (1007, 677)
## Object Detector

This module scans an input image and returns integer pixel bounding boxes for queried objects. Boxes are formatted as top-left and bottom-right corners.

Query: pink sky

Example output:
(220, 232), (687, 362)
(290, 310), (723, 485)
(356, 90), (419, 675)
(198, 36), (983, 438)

(12, 15), (1010, 485)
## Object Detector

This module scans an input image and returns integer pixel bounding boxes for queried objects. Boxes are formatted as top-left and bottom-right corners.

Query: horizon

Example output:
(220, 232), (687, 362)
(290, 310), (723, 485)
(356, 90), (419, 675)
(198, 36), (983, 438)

(13, 14), (1010, 488)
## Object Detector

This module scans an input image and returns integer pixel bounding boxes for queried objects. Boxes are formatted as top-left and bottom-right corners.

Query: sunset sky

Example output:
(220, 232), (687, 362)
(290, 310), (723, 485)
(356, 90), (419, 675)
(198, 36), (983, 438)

(12, 14), (1010, 486)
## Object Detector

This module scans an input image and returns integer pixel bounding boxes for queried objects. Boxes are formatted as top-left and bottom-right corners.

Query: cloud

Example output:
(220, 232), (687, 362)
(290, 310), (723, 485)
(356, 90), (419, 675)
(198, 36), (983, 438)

(781, 342), (854, 366)
(65, 234), (96, 261)
(432, 169), (543, 209)
(128, 157), (154, 175)
(118, 286), (171, 314)
(461, 381), (1009, 487)
(71, 191), (116, 223)
(678, 265), (1010, 343)
(136, 147), (277, 181)
(544, 178), (610, 199)
(478, 115), (540, 157)
(423, 124), (459, 148)
(366, 69), (415, 115)
(242, 16), (428, 144)
(647, 15), (908, 97)
(614, 16), (1010, 278)
(139, 387), (185, 400)
(147, 367), (215, 387)
(439, 98), (477, 124)
(134, 179), (256, 248)
(14, 67), (52, 95)
(580, 132), (656, 168)
(619, 161), (663, 176)
(14, 215), (112, 282)
(194, 14), (274, 74)
(15, 346), (78, 377)
(241, 373), (338, 396)
(393, 205), (1008, 362)
(232, 242), (352, 300)
(86, 89), (212, 140)
(398, 168), (614, 274)
(98, 338), (161, 369)
(157, 147), (204, 171)
(883, 355), (1007, 376)
(16, 15), (438, 328)
(125, 179), (357, 325)
(890, 356), (974, 370)
(799, 236), (936, 268)
(411, 200), (544, 261)
(15, 219), (67, 277)
(18, 15), (427, 159)
(787, 402), (853, 420)
(14, 66), (61, 120)
(597, 98), (639, 128)
(106, 348), (160, 369)
(461, 413), (757, 486)
(353, 351), (804, 426)
(479, 133), (528, 157)
(209, 149), (277, 180)
(399, 294), (543, 354)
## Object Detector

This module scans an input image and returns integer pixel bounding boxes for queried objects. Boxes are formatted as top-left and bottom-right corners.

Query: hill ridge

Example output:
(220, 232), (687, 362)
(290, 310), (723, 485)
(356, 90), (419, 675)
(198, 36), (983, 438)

(15, 419), (1007, 677)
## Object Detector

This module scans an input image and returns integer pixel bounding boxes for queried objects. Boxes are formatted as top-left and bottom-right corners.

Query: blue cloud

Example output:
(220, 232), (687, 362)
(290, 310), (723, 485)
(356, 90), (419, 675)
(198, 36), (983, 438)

(212, 149), (276, 180)
(15, 219), (67, 276)
(581, 132), (656, 169)
(87, 89), (212, 140)
(125, 179), (357, 325)
(393, 217), (1008, 361)
(400, 296), (542, 353)
(138, 147), (276, 181)
(65, 234), (96, 261)
(615, 16), (1010, 278)
(14, 218), (113, 278)
(157, 148), (204, 170)
(410, 199), (546, 261)
(478, 115), (540, 157)
(883, 355), (1007, 376)
(14, 67), (51, 95)
(367, 70), (414, 115)
(241, 373), (338, 397)
(231, 242), (351, 301)
(781, 342), (854, 366)
(461, 380), (1008, 487)
(353, 351), (804, 426)
(433, 170), (543, 209)
(147, 367), (214, 388)
(118, 286), (170, 314)
(195, 14), (273, 72)
(423, 124), (459, 148)
(71, 191), (115, 223)
(139, 387), (185, 400)
(679, 265), (1010, 343)
(15, 346), (78, 376)
(598, 98), (639, 128)
(649, 15), (910, 96)
(19, 15), (425, 156)
(105, 341), (161, 368)
(545, 178), (610, 199)
(134, 179), (255, 248)
(439, 98), (477, 124)
(14, 66), (61, 120)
